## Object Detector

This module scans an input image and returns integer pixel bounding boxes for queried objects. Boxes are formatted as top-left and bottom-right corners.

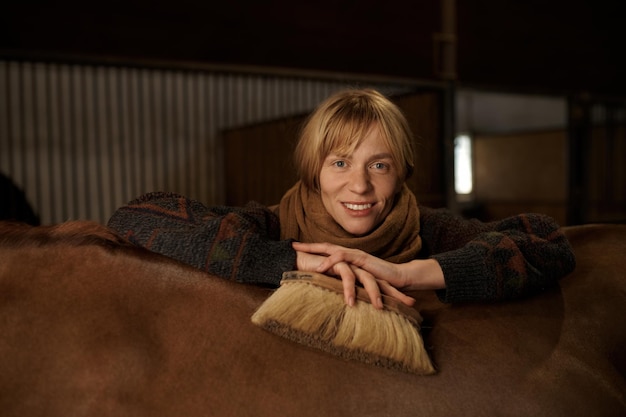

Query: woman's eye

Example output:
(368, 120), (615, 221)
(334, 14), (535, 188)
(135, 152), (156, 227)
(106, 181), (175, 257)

(372, 162), (387, 170)
(333, 160), (346, 168)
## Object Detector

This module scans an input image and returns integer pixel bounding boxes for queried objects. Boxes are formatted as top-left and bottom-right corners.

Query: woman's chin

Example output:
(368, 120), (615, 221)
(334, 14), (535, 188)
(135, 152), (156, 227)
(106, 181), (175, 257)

(340, 221), (376, 237)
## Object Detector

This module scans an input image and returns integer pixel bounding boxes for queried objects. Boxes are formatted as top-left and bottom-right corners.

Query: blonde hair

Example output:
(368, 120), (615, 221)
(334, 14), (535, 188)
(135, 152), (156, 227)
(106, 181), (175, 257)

(294, 89), (415, 190)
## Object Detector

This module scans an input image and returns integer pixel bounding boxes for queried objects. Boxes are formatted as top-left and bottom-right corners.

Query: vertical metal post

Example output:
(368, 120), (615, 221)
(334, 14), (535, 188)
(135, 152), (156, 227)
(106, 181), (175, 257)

(436, 0), (458, 212)
(567, 95), (590, 225)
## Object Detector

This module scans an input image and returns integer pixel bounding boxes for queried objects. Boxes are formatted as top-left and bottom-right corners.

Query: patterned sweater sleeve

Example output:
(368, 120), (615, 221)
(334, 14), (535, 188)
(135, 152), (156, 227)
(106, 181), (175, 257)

(107, 192), (296, 286)
(418, 206), (576, 303)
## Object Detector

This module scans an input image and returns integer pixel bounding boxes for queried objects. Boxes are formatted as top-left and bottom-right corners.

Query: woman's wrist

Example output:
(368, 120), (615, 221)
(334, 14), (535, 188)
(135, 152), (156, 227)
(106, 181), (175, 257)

(402, 259), (446, 291)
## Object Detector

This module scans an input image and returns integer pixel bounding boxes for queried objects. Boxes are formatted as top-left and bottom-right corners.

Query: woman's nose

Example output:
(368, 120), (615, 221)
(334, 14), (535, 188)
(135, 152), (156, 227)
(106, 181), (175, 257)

(348, 168), (371, 194)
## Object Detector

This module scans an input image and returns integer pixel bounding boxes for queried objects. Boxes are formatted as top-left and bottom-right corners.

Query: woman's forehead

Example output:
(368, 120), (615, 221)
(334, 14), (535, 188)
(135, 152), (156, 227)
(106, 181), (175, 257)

(326, 124), (391, 156)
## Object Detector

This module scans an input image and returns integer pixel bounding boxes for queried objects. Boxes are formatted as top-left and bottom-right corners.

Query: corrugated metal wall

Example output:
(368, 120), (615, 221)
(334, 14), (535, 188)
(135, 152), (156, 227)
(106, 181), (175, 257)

(0, 60), (413, 224)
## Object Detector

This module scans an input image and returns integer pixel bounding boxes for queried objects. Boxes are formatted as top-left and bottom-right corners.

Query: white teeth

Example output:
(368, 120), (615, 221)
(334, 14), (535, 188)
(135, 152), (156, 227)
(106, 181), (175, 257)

(344, 203), (372, 211)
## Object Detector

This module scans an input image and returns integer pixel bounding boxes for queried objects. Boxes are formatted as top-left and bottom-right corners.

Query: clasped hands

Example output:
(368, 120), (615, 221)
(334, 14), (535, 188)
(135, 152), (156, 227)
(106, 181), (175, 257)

(292, 241), (445, 310)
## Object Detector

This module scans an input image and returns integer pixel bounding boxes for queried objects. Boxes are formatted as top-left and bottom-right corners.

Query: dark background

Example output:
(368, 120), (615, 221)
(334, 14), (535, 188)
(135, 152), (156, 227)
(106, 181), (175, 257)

(2, 0), (624, 97)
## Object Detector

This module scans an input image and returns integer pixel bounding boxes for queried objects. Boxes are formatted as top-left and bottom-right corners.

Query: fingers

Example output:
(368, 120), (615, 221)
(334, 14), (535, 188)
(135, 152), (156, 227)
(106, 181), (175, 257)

(331, 262), (383, 310)
(352, 267), (383, 309)
(291, 241), (409, 309)
(292, 241), (366, 273)
(293, 243), (363, 308)
(333, 262), (356, 307)
(377, 279), (416, 307)
(292, 241), (332, 253)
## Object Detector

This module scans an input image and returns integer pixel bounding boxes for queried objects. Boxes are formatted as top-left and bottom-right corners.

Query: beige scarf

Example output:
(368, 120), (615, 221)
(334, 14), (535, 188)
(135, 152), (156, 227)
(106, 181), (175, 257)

(278, 181), (422, 263)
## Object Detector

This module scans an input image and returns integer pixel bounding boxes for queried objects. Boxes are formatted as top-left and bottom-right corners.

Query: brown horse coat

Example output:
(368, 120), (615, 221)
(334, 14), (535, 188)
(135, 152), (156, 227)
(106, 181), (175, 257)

(0, 221), (624, 416)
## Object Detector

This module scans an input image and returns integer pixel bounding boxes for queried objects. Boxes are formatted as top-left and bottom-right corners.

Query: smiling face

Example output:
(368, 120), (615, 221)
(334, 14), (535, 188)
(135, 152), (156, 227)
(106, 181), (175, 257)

(318, 123), (401, 236)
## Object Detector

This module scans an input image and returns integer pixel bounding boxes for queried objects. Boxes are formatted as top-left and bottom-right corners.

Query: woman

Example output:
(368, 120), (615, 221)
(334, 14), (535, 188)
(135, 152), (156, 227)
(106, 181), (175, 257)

(108, 89), (576, 307)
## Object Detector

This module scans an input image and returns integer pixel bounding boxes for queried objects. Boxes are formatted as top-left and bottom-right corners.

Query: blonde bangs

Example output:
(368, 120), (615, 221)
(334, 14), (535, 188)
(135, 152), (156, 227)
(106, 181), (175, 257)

(322, 114), (375, 158)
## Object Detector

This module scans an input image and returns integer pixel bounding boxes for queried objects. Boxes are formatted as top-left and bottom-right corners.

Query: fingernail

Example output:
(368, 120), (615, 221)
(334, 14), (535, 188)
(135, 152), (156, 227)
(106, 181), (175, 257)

(348, 296), (355, 307)
(377, 297), (383, 309)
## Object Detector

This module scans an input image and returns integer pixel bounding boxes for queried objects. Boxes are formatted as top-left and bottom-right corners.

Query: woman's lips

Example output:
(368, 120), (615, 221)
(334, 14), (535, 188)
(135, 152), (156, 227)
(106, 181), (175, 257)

(342, 202), (374, 216)
(343, 202), (372, 211)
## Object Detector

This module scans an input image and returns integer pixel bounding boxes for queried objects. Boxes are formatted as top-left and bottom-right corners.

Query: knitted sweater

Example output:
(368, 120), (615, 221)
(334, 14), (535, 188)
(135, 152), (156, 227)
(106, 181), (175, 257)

(107, 192), (576, 303)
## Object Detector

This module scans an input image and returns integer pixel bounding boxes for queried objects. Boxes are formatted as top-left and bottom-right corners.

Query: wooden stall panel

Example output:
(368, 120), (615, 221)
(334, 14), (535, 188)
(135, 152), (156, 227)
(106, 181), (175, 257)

(586, 124), (626, 223)
(473, 130), (568, 225)
(394, 92), (445, 208)
(223, 115), (303, 207)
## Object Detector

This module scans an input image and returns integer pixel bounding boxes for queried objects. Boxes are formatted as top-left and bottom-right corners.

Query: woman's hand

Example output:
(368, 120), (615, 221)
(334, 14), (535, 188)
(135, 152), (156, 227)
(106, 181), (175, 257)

(293, 241), (445, 307)
(296, 249), (388, 309)
(295, 250), (328, 273)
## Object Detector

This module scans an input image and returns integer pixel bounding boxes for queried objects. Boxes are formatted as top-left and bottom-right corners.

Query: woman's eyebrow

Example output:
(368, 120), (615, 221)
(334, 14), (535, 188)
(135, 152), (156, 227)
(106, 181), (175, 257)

(325, 152), (347, 159)
(369, 153), (394, 160)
